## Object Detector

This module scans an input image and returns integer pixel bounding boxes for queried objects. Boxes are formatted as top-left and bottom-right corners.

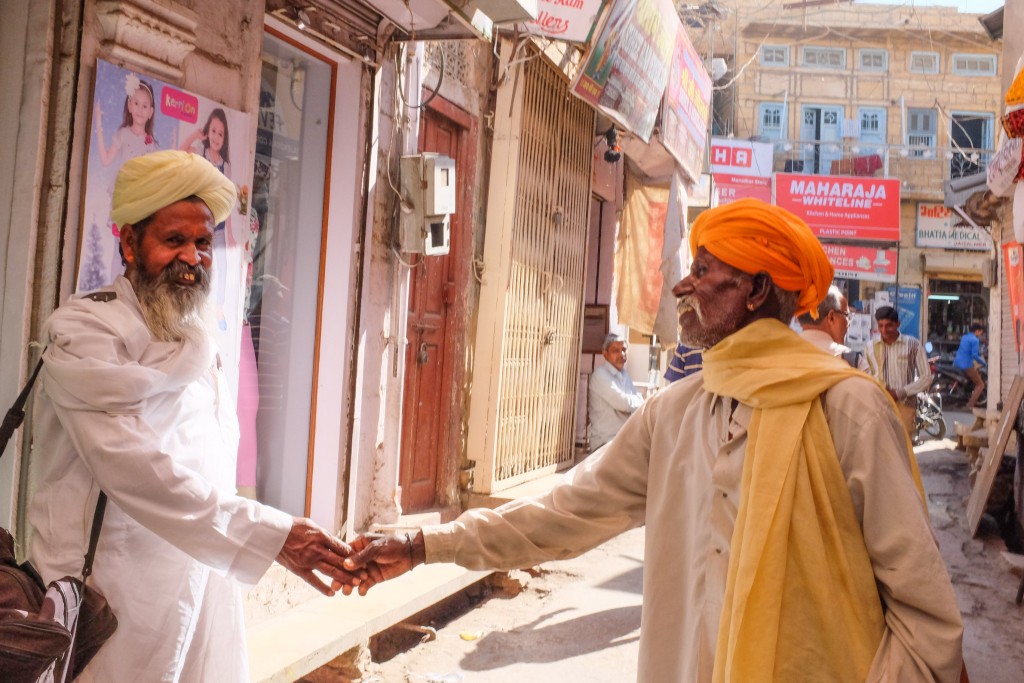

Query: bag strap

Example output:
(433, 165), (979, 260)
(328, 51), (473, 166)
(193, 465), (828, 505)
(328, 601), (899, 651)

(0, 351), (107, 581)
(82, 492), (107, 581)
(0, 355), (45, 455)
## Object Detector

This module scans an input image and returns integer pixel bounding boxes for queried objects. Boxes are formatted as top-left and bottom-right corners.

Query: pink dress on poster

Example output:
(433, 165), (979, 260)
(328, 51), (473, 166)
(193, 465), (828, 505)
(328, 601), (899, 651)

(236, 323), (259, 496)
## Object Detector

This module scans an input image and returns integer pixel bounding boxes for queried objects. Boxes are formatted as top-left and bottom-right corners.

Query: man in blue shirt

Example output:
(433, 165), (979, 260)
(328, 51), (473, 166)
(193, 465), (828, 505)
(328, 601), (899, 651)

(954, 322), (986, 409)
(664, 341), (703, 382)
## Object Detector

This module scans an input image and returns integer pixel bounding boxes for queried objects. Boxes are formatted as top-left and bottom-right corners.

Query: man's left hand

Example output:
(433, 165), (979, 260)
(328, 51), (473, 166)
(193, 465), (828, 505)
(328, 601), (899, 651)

(276, 517), (367, 596)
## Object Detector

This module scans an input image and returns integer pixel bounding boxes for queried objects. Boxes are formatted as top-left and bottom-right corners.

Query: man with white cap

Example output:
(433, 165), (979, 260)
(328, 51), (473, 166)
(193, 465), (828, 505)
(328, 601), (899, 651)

(27, 151), (362, 681)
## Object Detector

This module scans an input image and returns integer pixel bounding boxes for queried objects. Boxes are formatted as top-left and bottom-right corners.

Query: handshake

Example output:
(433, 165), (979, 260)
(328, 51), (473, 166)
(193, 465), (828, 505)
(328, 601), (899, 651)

(275, 517), (427, 597)
(336, 531), (428, 595)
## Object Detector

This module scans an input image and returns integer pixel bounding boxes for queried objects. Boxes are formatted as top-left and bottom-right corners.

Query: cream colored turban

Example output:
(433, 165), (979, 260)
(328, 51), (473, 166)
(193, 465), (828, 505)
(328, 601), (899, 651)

(110, 150), (237, 227)
(689, 198), (834, 318)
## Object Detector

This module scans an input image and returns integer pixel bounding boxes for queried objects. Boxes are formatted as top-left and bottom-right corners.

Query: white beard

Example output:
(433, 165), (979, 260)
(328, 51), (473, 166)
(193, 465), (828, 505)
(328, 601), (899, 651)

(128, 261), (214, 344)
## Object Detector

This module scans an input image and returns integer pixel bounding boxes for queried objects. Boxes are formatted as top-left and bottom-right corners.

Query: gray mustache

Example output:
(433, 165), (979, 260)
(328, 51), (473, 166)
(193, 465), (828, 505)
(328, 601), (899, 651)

(162, 259), (211, 288)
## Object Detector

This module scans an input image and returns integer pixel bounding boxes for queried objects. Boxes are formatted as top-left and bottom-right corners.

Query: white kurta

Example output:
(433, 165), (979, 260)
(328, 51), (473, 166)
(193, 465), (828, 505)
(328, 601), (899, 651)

(587, 362), (644, 450)
(27, 277), (292, 682)
(424, 373), (963, 682)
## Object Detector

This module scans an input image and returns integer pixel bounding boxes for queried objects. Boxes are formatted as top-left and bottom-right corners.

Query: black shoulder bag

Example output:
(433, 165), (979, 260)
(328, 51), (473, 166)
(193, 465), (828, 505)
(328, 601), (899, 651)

(0, 355), (117, 682)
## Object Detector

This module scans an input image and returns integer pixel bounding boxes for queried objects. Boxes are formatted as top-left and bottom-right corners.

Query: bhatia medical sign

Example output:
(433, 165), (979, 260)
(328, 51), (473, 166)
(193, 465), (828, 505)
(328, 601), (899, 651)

(915, 202), (989, 251)
(775, 173), (901, 242)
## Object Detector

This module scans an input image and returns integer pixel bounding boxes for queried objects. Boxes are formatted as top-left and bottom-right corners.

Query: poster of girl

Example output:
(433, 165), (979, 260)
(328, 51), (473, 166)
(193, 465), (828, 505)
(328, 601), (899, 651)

(78, 60), (255, 457)
(182, 108), (233, 330)
(94, 73), (158, 168)
(79, 61), (174, 292)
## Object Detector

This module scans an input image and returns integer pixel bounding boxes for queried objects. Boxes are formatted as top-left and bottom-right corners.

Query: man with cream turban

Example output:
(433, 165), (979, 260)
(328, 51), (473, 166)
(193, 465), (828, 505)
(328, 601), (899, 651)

(27, 151), (363, 682)
(339, 199), (963, 683)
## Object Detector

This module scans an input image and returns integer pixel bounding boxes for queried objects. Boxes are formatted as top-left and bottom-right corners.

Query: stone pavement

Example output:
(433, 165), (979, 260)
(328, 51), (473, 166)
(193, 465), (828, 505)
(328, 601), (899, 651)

(916, 439), (1024, 683)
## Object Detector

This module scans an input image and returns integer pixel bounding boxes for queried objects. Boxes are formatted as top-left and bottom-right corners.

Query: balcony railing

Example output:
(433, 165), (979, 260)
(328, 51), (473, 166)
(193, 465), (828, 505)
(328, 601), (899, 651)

(764, 139), (994, 198)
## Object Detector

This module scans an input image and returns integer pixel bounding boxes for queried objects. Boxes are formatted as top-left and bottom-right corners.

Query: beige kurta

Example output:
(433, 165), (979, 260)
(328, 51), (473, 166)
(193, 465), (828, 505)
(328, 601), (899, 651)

(423, 374), (963, 682)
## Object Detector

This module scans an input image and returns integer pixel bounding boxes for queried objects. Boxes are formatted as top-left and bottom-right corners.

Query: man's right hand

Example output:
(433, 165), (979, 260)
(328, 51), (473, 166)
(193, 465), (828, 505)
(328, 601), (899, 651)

(340, 532), (425, 595)
(276, 517), (366, 597)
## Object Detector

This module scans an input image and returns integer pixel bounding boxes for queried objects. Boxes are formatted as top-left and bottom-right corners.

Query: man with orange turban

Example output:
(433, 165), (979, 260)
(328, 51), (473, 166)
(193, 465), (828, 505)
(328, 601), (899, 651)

(27, 151), (363, 681)
(340, 199), (963, 683)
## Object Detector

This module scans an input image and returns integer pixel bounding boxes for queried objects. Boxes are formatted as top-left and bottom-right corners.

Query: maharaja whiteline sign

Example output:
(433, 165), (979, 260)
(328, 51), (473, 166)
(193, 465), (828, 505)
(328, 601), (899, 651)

(915, 202), (990, 251)
(775, 173), (901, 242)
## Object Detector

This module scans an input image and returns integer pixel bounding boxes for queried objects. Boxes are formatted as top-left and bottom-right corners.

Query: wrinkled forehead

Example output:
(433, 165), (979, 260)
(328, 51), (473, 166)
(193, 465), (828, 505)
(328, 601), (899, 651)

(692, 246), (751, 278)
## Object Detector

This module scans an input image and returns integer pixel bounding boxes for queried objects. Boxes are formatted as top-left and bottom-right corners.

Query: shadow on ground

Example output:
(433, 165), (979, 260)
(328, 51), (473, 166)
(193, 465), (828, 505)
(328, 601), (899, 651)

(458, 605), (642, 671)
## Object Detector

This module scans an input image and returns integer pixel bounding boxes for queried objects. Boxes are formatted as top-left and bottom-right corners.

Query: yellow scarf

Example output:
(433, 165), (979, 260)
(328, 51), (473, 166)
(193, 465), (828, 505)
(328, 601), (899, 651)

(703, 319), (922, 683)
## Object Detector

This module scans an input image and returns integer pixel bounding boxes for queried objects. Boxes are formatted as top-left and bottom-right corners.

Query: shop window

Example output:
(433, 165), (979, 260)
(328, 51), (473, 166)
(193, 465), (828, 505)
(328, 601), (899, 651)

(758, 102), (786, 141)
(927, 279), (989, 361)
(952, 53), (996, 76)
(949, 112), (994, 178)
(858, 49), (888, 72)
(909, 52), (939, 74)
(760, 45), (789, 67)
(241, 32), (334, 515)
(907, 107), (936, 158)
(858, 107), (886, 145)
(802, 46), (845, 69)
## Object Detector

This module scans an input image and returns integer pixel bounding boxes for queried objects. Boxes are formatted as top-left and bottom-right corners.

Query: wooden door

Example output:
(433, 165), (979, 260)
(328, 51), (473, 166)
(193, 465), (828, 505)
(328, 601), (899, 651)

(399, 107), (463, 511)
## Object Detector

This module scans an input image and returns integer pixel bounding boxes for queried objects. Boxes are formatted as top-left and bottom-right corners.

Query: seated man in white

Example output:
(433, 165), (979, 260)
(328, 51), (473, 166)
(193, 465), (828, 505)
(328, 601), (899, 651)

(587, 333), (644, 451)
(797, 285), (869, 372)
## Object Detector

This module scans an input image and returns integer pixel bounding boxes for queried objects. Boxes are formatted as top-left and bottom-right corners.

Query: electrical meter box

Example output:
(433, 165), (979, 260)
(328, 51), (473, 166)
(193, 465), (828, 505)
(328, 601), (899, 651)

(399, 153), (455, 255)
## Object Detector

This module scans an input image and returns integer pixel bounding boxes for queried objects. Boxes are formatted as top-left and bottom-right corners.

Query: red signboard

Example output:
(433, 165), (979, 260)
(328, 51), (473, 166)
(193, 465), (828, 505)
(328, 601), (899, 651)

(821, 243), (898, 283)
(710, 137), (774, 177)
(1004, 243), (1024, 360)
(714, 173), (772, 205)
(660, 24), (712, 183)
(775, 173), (901, 242)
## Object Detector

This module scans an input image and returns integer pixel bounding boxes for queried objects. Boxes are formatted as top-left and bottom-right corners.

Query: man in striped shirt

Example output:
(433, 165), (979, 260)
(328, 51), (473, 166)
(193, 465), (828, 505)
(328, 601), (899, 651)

(865, 305), (932, 435)
(664, 341), (703, 381)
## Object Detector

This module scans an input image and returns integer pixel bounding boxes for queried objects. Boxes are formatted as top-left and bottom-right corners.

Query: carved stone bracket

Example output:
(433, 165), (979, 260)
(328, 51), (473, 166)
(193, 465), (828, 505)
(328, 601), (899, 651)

(95, 0), (199, 82)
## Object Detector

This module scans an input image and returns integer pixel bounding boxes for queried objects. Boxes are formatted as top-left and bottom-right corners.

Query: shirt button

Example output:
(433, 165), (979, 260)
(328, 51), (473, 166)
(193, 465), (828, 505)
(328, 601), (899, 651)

(715, 548), (723, 554)
(722, 492), (728, 498)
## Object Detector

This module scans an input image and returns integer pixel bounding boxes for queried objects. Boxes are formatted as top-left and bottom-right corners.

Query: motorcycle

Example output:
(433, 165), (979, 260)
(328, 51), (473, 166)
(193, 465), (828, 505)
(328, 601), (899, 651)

(914, 390), (946, 444)
(931, 360), (987, 408)
(912, 342), (946, 444)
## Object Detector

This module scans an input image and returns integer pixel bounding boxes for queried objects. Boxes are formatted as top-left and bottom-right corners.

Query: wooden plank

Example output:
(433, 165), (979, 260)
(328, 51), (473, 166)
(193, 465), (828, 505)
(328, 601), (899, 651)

(967, 374), (1024, 536)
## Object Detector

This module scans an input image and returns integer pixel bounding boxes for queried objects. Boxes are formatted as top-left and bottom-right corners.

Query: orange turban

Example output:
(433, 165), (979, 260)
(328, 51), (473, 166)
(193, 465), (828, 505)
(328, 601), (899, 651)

(689, 198), (833, 318)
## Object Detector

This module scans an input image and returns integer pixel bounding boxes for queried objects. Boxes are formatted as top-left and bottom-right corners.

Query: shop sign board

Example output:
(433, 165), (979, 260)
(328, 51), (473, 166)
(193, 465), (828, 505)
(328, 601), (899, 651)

(821, 243), (898, 283)
(1003, 243), (1024, 358)
(710, 137), (773, 205)
(714, 175), (772, 204)
(915, 202), (990, 251)
(524, 0), (605, 43)
(571, 0), (678, 142)
(710, 137), (774, 176)
(775, 173), (901, 242)
(884, 286), (923, 340)
(659, 24), (712, 182)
